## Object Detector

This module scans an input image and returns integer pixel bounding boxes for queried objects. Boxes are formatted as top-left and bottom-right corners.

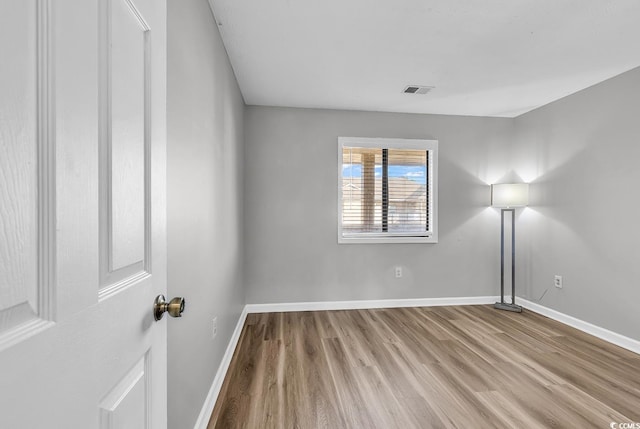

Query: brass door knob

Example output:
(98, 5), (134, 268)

(154, 295), (185, 321)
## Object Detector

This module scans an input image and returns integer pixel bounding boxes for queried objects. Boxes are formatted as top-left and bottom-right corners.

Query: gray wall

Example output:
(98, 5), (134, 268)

(513, 67), (640, 341)
(244, 107), (514, 304)
(167, 1), (245, 428)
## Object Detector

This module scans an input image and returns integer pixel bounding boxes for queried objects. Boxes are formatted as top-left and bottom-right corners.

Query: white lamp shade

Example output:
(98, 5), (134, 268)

(491, 183), (529, 208)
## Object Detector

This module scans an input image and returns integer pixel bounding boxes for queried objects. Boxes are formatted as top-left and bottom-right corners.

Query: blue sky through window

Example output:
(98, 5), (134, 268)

(342, 164), (426, 184)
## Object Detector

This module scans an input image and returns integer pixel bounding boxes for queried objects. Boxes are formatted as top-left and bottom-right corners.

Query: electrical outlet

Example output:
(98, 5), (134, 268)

(212, 317), (218, 339)
(554, 275), (563, 289)
(395, 266), (402, 278)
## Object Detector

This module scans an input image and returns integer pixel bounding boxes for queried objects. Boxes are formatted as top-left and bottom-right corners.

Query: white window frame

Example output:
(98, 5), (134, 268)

(338, 137), (438, 244)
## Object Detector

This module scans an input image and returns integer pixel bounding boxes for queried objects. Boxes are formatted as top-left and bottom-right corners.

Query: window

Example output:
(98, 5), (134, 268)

(338, 137), (438, 244)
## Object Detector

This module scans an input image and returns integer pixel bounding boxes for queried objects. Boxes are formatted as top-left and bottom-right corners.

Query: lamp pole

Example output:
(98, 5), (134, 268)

(491, 183), (528, 313)
(494, 208), (521, 312)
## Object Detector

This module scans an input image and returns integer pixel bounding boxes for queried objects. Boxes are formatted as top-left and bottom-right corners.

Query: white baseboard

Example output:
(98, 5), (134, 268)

(193, 306), (248, 429)
(517, 298), (640, 355)
(245, 295), (498, 313)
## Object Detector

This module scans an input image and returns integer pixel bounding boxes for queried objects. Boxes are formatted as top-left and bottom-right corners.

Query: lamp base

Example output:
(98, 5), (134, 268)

(494, 302), (523, 313)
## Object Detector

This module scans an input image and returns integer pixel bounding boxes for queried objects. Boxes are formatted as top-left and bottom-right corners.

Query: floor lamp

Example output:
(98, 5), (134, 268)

(491, 183), (529, 313)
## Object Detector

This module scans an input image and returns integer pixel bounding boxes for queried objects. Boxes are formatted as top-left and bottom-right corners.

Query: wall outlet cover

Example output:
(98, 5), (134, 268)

(554, 275), (563, 288)
(395, 266), (402, 278)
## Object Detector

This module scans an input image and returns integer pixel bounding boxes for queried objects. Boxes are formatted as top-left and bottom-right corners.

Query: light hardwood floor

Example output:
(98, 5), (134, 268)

(208, 305), (640, 428)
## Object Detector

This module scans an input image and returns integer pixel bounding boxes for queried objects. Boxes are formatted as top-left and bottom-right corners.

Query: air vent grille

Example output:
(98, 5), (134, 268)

(403, 85), (434, 95)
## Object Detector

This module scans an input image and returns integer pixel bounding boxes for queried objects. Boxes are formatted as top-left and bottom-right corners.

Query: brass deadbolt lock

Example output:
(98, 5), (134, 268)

(154, 295), (185, 321)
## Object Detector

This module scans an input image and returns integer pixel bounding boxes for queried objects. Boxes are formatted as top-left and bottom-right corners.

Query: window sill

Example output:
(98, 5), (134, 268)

(338, 235), (438, 244)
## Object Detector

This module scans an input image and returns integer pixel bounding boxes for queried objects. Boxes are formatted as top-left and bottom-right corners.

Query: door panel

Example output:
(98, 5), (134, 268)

(0, 0), (53, 349)
(99, 352), (150, 429)
(106, 0), (148, 273)
(100, 0), (151, 292)
(0, 0), (167, 427)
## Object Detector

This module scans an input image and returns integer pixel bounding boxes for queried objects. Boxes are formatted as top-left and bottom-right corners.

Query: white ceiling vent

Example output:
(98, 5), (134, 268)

(403, 85), (434, 95)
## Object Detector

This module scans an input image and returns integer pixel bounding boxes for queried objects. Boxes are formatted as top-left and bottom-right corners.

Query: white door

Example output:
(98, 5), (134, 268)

(0, 0), (168, 427)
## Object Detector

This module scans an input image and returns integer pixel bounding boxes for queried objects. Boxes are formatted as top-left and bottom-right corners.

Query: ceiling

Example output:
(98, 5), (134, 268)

(209, 0), (640, 118)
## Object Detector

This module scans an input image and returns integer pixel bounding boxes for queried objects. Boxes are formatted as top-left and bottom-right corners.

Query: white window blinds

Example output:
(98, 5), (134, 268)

(339, 138), (438, 243)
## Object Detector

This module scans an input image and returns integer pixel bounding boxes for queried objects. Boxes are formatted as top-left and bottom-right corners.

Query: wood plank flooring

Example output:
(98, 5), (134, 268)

(207, 305), (640, 428)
